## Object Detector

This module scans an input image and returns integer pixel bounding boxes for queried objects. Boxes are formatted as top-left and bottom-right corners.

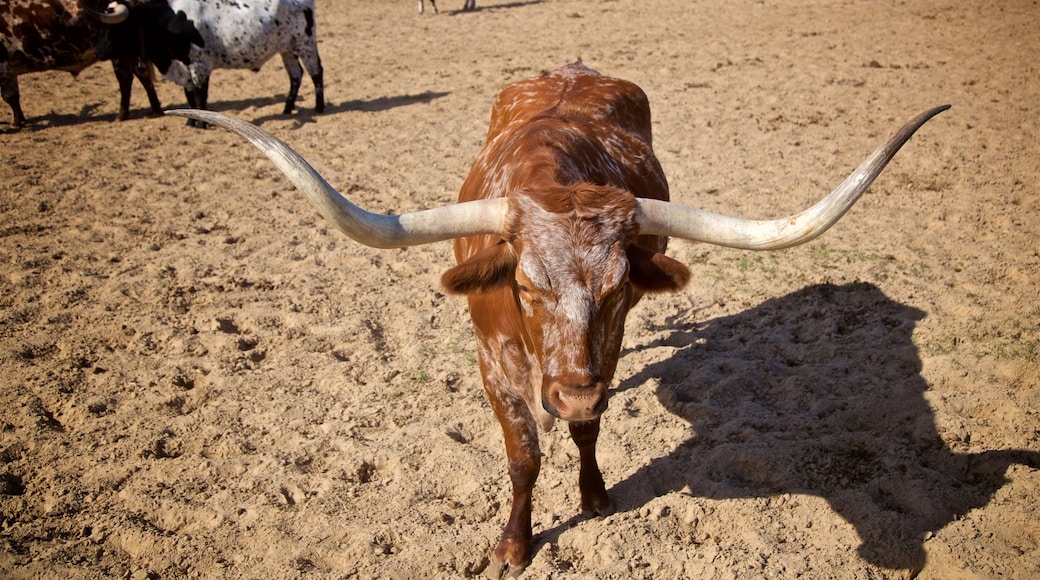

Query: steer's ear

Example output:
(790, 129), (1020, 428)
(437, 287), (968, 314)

(441, 243), (518, 295)
(627, 244), (691, 293)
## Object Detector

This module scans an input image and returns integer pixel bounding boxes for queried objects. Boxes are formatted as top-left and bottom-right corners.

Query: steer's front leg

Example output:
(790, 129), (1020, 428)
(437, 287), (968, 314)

(486, 391), (541, 577)
(569, 418), (614, 516)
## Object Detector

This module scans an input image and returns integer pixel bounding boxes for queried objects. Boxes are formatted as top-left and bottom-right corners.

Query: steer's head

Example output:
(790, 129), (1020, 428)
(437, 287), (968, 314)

(440, 186), (690, 422)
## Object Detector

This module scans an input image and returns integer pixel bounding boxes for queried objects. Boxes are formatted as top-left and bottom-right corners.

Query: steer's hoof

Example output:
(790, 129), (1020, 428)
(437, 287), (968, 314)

(581, 492), (615, 518)
(487, 537), (530, 579)
(486, 557), (528, 579)
(582, 502), (615, 518)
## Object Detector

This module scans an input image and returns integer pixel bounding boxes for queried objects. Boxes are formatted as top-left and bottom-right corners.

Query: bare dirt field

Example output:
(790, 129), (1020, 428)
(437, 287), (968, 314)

(2, 0), (1038, 578)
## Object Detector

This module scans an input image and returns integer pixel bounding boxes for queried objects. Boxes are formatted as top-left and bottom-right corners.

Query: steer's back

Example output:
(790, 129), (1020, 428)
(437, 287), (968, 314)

(486, 62), (656, 147)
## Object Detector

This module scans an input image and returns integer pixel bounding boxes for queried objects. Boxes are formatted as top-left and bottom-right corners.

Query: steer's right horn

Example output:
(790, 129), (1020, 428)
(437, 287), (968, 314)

(165, 109), (510, 249)
(636, 105), (950, 250)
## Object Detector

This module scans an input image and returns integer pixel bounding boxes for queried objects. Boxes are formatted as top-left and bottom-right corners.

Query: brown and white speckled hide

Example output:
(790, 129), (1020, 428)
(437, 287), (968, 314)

(0, 0), (161, 127)
(440, 62), (691, 574)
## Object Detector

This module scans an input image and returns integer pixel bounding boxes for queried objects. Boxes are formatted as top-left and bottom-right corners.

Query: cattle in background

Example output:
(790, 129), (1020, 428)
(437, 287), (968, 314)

(418, 0), (476, 14)
(94, 1), (204, 83)
(131, 0), (324, 128)
(0, 0), (163, 128)
(168, 63), (947, 575)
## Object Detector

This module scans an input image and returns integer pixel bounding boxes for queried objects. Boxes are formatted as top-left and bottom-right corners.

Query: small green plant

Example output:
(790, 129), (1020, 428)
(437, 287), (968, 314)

(407, 369), (432, 383)
(992, 319), (1039, 362)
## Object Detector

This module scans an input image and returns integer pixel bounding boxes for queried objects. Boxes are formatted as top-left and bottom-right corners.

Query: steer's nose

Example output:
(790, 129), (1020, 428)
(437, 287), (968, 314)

(543, 375), (608, 422)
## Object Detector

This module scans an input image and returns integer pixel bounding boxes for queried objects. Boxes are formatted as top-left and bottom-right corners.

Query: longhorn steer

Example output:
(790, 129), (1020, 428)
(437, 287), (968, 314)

(168, 62), (947, 575)
(0, 0), (163, 128)
(135, 0), (324, 127)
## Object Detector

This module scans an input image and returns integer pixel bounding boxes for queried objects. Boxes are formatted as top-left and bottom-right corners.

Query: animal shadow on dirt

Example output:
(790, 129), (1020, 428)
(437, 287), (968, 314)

(600, 282), (1038, 571)
(437, 0), (545, 16)
(6, 90), (448, 131)
(167, 94), (310, 126)
(212, 90), (451, 125)
(1, 102), (138, 132)
(332, 91), (450, 114)
(4, 96), (273, 132)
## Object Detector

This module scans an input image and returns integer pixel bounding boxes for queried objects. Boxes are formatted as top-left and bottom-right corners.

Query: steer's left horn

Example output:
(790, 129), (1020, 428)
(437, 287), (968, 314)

(80, 1), (130, 24)
(165, 109), (510, 248)
(636, 105), (950, 250)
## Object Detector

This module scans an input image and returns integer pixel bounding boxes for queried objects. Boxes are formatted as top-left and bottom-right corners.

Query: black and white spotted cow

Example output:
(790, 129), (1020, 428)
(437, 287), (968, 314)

(418, 0), (476, 14)
(139, 0), (325, 127)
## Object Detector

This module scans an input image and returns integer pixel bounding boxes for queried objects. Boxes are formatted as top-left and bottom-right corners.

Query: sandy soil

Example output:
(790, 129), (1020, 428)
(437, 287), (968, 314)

(2, 0), (1038, 578)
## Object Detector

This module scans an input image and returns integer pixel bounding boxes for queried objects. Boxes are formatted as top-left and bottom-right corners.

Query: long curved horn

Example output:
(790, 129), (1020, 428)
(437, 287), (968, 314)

(165, 109), (510, 249)
(79, 1), (130, 25)
(636, 105), (950, 250)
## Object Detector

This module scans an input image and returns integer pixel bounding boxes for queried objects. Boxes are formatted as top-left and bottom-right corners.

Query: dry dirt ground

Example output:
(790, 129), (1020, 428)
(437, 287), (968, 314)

(2, 0), (1038, 578)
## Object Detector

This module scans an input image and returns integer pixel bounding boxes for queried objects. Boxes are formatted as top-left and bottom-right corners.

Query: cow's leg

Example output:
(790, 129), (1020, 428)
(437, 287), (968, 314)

(2, 76), (26, 128)
(569, 419), (614, 516)
(302, 53), (324, 114)
(197, 78), (209, 111)
(312, 64), (325, 114)
(280, 53), (304, 115)
(132, 59), (163, 116)
(182, 80), (210, 129)
(112, 60), (134, 122)
(113, 58), (161, 121)
(487, 391), (541, 576)
(183, 87), (198, 127)
(292, 46), (325, 114)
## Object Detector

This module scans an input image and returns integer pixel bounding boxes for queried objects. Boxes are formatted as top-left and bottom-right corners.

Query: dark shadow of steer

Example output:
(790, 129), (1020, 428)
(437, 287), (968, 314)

(604, 282), (1038, 572)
